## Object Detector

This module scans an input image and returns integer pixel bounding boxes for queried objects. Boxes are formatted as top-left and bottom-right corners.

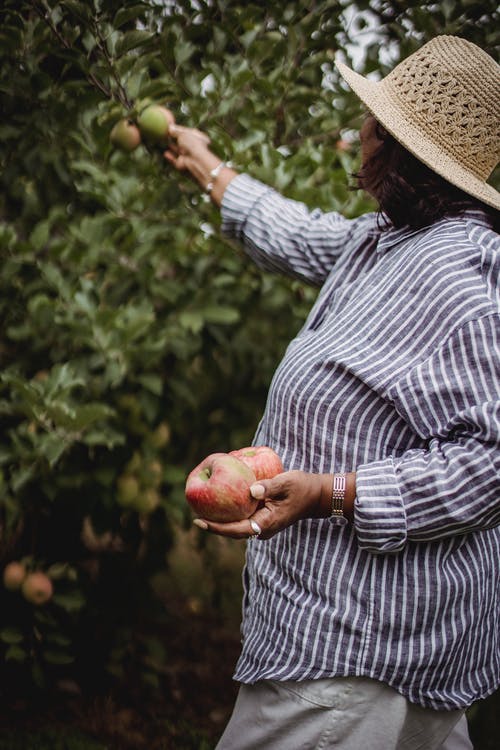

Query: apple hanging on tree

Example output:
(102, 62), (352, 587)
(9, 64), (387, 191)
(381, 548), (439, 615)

(2, 561), (27, 591)
(137, 104), (175, 144)
(110, 118), (142, 152)
(21, 571), (54, 605)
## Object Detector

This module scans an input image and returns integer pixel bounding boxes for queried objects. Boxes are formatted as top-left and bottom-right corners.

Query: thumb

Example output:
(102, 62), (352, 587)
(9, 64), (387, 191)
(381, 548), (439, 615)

(250, 482), (266, 500)
(250, 475), (286, 501)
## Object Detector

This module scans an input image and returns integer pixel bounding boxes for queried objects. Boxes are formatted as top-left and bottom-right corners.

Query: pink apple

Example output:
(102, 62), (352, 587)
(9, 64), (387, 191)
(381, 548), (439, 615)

(185, 453), (257, 523)
(3, 561), (27, 591)
(21, 571), (53, 605)
(229, 446), (284, 481)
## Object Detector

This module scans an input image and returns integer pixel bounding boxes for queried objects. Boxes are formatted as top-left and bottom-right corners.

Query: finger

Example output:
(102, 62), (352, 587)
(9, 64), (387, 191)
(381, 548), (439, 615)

(250, 483), (266, 500)
(164, 152), (189, 171)
(247, 504), (276, 540)
(169, 124), (211, 144)
(192, 517), (260, 540)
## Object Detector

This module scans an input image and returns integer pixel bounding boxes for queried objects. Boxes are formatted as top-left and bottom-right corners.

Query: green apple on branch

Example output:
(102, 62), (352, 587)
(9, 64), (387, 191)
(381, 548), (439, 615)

(137, 104), (175, 144)
(116, 473), (141, 508)
(110, 118), (142, 152)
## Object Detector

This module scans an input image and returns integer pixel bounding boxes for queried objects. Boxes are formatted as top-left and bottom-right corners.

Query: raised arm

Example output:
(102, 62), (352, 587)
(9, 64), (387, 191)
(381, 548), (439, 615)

(164, 124), (237, 206)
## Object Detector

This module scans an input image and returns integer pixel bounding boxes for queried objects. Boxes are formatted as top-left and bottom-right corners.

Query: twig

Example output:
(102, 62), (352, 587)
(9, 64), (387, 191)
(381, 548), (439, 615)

(92, 21), (134, 110)
(33, 0), (126, 106)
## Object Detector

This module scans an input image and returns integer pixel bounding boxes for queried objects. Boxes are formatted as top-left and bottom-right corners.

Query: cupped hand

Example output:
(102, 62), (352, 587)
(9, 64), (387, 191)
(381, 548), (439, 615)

(193, 470), (333, 540)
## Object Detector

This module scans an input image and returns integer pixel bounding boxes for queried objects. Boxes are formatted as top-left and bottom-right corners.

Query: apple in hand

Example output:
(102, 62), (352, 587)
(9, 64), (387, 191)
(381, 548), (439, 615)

(229, 446), (284, 481)
(137, 105), (175, 144)
(185, 453), (257, 523)
(110, 118), (142, 151)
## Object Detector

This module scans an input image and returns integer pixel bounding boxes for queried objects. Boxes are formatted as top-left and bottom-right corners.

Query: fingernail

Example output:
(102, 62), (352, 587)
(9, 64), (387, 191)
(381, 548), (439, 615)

(193, 519), (208, 530)
(250, 483), (265, 499)
(250, 520), (262, 535)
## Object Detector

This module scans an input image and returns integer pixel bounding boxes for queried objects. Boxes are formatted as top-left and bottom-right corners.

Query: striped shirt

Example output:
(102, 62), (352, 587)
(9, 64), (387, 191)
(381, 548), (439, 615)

(220, 174), (500, 711)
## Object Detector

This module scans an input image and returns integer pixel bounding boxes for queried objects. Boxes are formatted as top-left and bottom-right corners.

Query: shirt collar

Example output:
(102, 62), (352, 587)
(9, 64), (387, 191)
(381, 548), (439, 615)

(374, 208), (494, 256)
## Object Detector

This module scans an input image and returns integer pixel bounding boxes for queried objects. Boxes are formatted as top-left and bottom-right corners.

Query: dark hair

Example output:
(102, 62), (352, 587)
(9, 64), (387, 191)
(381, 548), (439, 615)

(355, 115), (499, 231)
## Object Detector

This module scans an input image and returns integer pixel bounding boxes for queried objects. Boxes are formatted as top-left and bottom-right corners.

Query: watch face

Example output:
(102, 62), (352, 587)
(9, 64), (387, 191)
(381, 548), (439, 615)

(329, 515), (348, 526)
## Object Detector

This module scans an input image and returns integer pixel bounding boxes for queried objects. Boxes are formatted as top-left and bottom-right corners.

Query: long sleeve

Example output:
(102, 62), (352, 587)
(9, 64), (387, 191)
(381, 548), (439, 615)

(355, 313), (500, 552)
(221, 174), (377, 286)
(227, 197), (500, 709)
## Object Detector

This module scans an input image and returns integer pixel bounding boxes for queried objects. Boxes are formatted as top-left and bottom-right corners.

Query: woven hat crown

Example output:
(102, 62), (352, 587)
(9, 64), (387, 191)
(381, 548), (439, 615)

(335, 35), (500, 209)
(383, 36), (500, 181)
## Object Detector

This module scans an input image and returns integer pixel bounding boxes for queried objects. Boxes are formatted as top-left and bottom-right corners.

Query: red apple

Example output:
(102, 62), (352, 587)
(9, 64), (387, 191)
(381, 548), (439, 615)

(3, 561), (27, 591)
(185, 453), (257, 523)
(229, 446), (284, 481)
(21, 571), (53, 605)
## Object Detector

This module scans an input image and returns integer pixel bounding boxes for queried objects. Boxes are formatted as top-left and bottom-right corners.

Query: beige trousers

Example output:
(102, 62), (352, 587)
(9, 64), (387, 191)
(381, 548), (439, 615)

(215, 676), (469, 750)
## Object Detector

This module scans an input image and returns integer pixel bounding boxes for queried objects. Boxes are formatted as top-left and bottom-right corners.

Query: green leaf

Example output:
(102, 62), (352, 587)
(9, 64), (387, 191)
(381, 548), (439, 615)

(39, 434), (68, 467)
(174, 39), (196, 67)
(29, 220), (50, 250)
(43, 649), (75, 665)
(11, 464), (37, 493)
(5, 645), (27, 663)
(46, 562), (77, 581)
(203, 306), (241, 325)
(115, 30), (152, 56)
(113, 5), (148, 29)
(136, 374), (163, 395)
(52, 590), (86, 613)
(163, 464), (187, 484)
(71, 403), (115, 429)
(61, 1), (92, 21)
(0, 627), (24, 645)
(179, 310), (204, 334)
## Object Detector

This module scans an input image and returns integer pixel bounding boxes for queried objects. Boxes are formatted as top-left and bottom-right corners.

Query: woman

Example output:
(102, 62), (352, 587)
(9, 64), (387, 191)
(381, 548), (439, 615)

(165, 36), (499, 749)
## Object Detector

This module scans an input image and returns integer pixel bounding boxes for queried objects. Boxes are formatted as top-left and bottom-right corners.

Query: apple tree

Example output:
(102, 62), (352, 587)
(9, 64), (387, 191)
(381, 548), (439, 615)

(0, 1), (497, 737)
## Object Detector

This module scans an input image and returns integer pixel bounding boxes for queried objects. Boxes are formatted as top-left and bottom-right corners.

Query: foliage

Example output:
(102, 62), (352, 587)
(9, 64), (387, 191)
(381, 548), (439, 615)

(0, 728), (107, 750)
(0, 0), (497, 743)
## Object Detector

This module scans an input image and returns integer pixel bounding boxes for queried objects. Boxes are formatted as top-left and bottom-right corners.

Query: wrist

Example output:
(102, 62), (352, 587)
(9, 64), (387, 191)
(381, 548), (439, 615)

(187, 152), (223, 189)
(190, 155), (238, 206)
(317, 472), (356, 524)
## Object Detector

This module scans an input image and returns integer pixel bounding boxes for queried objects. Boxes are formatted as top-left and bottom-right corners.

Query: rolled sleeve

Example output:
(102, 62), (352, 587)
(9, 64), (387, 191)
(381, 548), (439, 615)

(354, 314), (500, 553)
(355, 457), (408, 552)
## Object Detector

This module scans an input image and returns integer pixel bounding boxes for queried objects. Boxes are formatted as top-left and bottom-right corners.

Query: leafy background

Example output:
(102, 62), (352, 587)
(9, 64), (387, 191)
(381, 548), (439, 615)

(0, 1), (498, 748)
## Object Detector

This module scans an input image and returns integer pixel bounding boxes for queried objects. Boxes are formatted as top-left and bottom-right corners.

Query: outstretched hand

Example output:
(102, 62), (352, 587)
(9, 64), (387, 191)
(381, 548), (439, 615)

(163, 124), (212, 172)
(163, 123), (238, 205)
(193, 470), (333, 540)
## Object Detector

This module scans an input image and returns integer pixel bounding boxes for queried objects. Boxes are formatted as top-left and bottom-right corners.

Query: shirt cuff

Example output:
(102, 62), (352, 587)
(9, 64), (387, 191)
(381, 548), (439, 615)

(354, 457), (408, 553)
(220, 173), (273, 239)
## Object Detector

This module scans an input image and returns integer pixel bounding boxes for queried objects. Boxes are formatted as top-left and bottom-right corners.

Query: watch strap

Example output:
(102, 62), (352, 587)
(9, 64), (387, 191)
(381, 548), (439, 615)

(330, 472), (348, 526)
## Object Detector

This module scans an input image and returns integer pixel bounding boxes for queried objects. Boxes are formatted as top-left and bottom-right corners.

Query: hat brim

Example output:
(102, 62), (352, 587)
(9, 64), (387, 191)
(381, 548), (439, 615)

(336, 60), (500, 211)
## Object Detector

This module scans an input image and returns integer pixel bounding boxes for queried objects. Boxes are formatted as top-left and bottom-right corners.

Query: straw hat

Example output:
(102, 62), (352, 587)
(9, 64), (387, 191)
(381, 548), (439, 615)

(335, 35), (500, 210)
